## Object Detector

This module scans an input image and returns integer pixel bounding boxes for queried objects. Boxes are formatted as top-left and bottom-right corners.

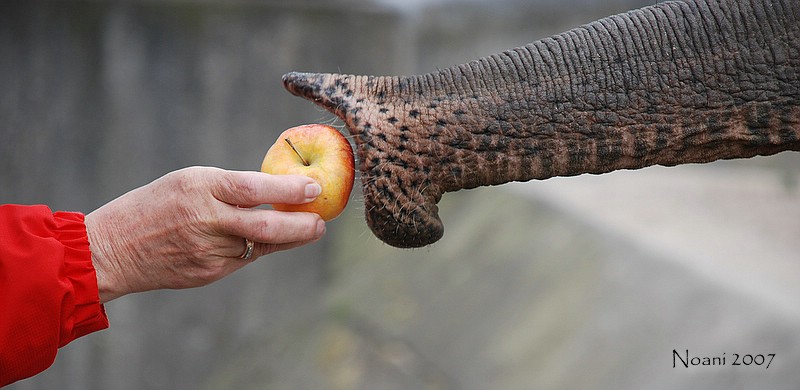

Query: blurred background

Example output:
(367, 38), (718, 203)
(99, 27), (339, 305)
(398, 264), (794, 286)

(2, 0), (798, 388)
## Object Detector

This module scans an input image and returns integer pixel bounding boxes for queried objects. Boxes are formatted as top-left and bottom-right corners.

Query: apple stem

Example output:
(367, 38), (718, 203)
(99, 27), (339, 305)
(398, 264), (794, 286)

(284, 138), (310, 166)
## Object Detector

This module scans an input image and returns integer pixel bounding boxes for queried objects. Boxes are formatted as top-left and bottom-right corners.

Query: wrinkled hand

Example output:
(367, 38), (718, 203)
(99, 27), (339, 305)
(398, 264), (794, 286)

(84, 166), (326, 303)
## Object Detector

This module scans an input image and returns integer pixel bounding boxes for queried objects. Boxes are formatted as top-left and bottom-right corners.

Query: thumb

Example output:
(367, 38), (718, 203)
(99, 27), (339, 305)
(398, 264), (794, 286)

(210, 169), (321, 207)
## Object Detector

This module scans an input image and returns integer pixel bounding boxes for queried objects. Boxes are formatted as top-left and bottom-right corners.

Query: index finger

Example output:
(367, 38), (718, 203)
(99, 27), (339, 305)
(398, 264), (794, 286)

(211, 170), (321, 207)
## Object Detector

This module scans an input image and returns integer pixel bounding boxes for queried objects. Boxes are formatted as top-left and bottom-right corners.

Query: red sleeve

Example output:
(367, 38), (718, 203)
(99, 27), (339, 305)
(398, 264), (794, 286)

(0, 204), (109, 387)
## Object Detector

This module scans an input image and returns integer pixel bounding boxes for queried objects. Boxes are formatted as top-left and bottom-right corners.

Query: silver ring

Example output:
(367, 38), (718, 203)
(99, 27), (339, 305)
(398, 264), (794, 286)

(239, 238), (255, 260)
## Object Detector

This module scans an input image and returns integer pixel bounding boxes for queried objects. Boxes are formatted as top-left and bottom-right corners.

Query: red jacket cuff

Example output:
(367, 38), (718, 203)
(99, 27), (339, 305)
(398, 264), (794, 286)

(53, 211), (109, 347)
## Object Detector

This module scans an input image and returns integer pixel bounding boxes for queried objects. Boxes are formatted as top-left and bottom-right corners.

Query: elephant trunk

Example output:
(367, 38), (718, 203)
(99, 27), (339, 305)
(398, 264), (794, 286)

(283, 0), (800, 248)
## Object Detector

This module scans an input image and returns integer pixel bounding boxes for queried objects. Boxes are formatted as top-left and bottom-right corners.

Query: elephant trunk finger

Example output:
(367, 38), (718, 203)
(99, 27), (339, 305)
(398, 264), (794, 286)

(283, 0), (800, 248)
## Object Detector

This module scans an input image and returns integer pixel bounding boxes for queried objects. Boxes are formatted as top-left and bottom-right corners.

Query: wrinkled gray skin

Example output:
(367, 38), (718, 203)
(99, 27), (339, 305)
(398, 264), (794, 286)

(284, 0), (799, 248)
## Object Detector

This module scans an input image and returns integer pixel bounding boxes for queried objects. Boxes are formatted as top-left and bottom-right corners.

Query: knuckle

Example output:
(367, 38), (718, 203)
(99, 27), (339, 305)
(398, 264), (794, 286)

(168, 167), (204, 196)
(186, 255), (228, 285)
(191, 265), (224, 285)
(260, 243), (280, 256)
(237, 174), (262, 202)
(253, 214), (313, 243)
(253, 217), (276, 240)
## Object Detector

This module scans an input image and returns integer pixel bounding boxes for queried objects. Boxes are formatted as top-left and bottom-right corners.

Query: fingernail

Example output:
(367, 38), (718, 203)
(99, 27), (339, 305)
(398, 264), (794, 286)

(305, 183), (322, 201)
(315, 219), (326, 237)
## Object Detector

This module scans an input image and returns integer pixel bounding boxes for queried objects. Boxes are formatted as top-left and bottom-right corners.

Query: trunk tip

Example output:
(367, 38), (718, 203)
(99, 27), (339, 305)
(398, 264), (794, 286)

(282, 71), (325, 100)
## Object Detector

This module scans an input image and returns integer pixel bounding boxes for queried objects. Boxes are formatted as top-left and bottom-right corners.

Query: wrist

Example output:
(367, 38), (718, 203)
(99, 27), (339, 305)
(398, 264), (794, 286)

(84, 211), (128, 303)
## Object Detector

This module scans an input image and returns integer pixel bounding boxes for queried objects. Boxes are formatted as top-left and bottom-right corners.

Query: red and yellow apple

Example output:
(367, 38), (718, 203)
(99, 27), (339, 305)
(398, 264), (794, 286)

(260, 124), (355, 221)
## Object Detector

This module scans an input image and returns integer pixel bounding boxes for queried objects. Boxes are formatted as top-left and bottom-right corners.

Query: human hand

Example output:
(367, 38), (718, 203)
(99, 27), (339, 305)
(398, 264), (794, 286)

(84, 166), (326, 303)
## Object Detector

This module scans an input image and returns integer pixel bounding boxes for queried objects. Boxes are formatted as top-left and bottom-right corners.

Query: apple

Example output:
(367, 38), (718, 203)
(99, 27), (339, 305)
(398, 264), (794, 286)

(260, 124), (355, 221)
